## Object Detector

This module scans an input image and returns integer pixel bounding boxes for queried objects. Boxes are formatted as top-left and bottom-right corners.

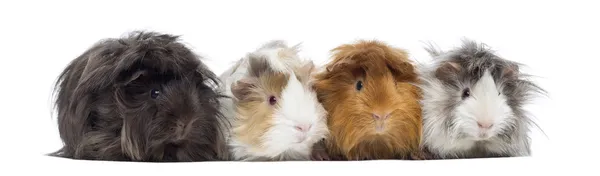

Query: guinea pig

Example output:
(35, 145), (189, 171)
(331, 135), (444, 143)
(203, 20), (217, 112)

(218, 40), (329, 161)
(311, 40), (423, 160)
(50, 31), (229, 162)
(418, 39), (546, 159)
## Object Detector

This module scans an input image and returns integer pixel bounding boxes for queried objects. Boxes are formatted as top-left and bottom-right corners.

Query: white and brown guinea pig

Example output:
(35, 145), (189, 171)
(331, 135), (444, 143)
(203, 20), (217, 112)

(218, 40), (329, 161)
(418, 39), (546, 159)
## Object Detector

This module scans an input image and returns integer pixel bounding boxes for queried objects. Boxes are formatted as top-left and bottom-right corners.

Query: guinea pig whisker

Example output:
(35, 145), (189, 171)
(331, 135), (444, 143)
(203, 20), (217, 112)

(519, 112), (547, 139)
(528, 119), (547, 139)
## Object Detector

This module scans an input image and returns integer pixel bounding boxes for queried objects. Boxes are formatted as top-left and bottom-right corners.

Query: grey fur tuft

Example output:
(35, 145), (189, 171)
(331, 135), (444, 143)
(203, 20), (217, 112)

(259, 40), (290, 50)
(422, 41), (443, 57)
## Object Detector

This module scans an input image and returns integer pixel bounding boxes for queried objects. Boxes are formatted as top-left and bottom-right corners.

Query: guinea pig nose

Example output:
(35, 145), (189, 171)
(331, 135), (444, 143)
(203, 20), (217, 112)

(477, 122), (493, 129)
(372, 113), (391, 120)
(295, 124), (312, 132)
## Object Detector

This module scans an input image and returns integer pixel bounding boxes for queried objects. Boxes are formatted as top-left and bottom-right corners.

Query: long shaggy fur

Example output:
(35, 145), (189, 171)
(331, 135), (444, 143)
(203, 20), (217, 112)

(219, 40), (329, 161)
(312, 40), (423, 160)
(50, 31), (229, 162)
(418, 39), (546, 159)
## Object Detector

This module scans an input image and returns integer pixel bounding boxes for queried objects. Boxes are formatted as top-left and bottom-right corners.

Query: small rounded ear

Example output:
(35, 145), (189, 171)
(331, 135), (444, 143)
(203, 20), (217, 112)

(325, 59), (355, 73)
(501, 63), (519, 79)
(231, 77), (257, 101)
(118, 70), (148, 86)
(435, 61), (461, 81)
(387, 60), (418, 82)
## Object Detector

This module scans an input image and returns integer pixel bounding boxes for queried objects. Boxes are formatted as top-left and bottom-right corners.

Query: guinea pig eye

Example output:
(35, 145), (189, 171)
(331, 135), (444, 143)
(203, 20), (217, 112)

(461, 88), (471, 99)
(268, 96), (277, 105)
(356, 81), (363, 91)
(150, 89), (160, 99)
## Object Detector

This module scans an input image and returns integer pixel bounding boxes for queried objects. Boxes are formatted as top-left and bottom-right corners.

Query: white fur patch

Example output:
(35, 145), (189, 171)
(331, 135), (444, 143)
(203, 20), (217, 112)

(420, 69), (517, 158)
(455, 71), (512, 140)
(259, 72), (329, 159)
(252, 41), (304, 73)
(225, 74), (329, 161)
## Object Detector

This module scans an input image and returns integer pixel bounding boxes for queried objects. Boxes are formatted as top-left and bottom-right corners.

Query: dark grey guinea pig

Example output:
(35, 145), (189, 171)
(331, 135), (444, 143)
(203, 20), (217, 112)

(418, 39), (546, 159)
(50, 31), (230, 162)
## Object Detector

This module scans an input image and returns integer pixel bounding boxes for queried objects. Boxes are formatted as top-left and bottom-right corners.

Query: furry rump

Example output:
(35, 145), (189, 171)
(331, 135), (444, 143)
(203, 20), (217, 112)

(50, 31), (230, 162)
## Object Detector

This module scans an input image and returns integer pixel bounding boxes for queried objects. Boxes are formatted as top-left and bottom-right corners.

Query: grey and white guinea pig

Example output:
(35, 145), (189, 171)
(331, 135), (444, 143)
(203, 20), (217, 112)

(218, 40), (329, 161)
(417, 39), (546, 159)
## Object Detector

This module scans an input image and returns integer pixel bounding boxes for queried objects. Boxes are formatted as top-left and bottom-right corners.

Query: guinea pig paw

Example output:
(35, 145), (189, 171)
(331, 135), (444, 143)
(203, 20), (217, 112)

(310, 149), (331, 161)
(409, 153), (424, 160)
(330, 155), (344, 161)
(409, 152), (432, 160)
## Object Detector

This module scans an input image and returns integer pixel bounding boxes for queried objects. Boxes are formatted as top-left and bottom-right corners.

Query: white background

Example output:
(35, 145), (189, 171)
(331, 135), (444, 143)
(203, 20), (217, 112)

(0, 0), (598, 175)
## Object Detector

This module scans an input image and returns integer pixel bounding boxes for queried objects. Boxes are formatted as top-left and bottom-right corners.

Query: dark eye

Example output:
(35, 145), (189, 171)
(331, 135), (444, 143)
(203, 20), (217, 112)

(269, 96), (277, 105)
(356, 80), (363, 91)
(150, 89), (160, 99)
(462, 88), (470, 99)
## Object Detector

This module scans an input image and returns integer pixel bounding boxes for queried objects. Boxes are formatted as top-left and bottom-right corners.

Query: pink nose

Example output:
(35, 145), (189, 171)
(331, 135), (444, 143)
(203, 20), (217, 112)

(295, 124), (312, 132)
(477, 122), (493, 129)
(373, 113), (391, 120)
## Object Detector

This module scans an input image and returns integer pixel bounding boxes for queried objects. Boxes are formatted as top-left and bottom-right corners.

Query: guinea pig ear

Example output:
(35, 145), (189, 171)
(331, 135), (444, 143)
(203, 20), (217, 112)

(434, 61), (461, 81)
(231, 77), (258, 101)
(117, 70), (148, 86)
(325, 59), (354, 73)
(387, 60), (418, 82)
(500, 63), (519, 80)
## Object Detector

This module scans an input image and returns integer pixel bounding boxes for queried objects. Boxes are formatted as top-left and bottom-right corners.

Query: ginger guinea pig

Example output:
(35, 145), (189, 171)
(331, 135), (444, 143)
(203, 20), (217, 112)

(219, 41), (329, 161)
(418, 39), (546, 159)
(312, 40), (423, 160)
(50, 31), (229, 162)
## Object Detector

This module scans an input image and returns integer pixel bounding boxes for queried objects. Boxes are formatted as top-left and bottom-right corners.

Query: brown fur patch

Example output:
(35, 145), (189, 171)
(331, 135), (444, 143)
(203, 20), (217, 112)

(313, 40), (423, 160)
(230, 55), (290, 151)
(434, 61), (462, 82)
